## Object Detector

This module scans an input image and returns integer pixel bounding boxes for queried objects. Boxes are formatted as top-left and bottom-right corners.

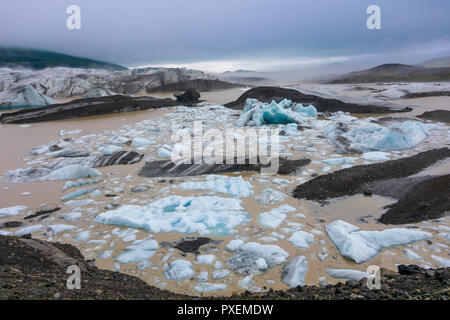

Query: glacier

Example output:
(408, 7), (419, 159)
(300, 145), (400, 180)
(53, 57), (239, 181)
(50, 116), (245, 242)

(325, 220), (433, 263)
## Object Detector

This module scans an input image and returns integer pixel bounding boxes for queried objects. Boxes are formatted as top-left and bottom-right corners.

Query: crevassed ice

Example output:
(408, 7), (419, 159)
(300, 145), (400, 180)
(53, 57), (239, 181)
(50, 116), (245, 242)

(94, 195), (251, 236)
(176, 175), (254, 198)
(325, 220), (432, 263)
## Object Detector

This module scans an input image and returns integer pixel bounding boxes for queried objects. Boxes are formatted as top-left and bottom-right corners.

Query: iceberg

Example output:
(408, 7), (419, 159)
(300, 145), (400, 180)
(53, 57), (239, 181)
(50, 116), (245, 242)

(94, 195), (251, 236)
(131, 138), (156, 147)
(281, 255), (308, 287)
(0, 205), (28, 217)
(197, 254), (216, 265)
(61, 187), (99, 201)
(212, 270), (230, 280)
(325, 220), (432, 263)
(194, 283), (228, 293)
(235, 98), (317, 126)
(362, 151), (391, 162)
(258, 204), (296, 229)
(288, 231), (314, 249)
(176, 175), (254, 198)
(0, 84), (54, 109)
(59, 212), (83, 222)
(14, 225), (43, 236)
(326, 268), (373, 281)
(163, 259), (195, 280)
(255, 188), (287, 205)
(431, 255), (450, 267)
(63, 178), (103, 192)
(227, 241), (289, 275)
(115, 238), (158, 264)
(41, 165), (101, 181)
(44, 224), (76, 236)
(325, 119), (431, 153)
(98, 145), (122, 155)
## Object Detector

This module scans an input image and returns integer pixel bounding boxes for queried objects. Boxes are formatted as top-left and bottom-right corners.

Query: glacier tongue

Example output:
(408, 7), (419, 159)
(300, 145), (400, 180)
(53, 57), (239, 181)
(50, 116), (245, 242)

(325, 220), (432, 263)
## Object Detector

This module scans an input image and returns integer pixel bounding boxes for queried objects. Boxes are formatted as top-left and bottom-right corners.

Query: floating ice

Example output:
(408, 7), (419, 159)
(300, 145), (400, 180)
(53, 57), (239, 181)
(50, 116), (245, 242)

(255, 188), (287, 205)
(322, 157), (357, 165)
(325, 119), (431, 153)
(94, 196), (251, 236)
(176, 175), (254, 198)
(0, 84), (54, 109)
(59, 129), (82, 136)
(41, 165), (101, 181)
(281, 255), (308, 287)
(258, 204), (296, 229)
(194, 283), (227, 293)
(157, 147), (172, 158)
(326, 268), (373, 281)
(227, 242), (289, 275)
(63, 178), (103, 191)
(403, 248), (424, 261)
(288, 231), (314, 249)
(44, 224), (75, 235)
(325, 220), (432, 263)
(98, 145), (122, 155)
(212, 270), (230, 280)
(131, 138), (156, 147)
(431, 255), (450, 267)
(196, 271), (209, 282)
(197, 254), (216, 265)
(61, 187), (99, 201)
(14, 225), (43, 236)
(163, 259), (195, 280)
(362, 151), (391, 162)
(115, 238), (158, 264)
(235, 98), (317, 126)
(226, 239), (245, 252)
(74, 230), (91, 242)
(0, 205), (27, 217)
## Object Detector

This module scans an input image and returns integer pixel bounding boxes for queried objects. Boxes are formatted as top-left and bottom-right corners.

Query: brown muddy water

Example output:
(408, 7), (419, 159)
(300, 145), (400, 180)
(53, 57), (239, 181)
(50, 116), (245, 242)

(0, 87), (449, 297)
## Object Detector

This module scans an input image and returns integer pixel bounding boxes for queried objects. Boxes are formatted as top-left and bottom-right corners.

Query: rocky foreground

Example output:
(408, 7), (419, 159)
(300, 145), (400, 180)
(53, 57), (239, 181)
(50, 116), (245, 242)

(0, 235), (448, 300)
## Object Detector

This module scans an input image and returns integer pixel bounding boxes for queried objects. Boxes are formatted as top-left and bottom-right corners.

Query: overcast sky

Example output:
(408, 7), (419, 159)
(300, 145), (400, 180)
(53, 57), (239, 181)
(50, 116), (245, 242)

(1, 0), (450, 72)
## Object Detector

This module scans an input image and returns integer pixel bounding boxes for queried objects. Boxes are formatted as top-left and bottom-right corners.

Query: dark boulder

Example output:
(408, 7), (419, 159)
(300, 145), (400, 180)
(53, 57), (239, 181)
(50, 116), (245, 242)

(174, 89), (201, 103)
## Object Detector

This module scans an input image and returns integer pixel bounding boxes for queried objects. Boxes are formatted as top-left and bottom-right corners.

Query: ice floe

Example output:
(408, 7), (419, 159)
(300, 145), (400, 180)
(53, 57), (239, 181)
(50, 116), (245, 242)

(0, 205), (28, 217)
(325, 220), (432, 263)
(115, 238), (158, 264)
(94, 196), (251, 236)
(258, 204), (296, 229)
(227, 241), (289, 275)
(176, 175), (254, 198)
(281, 255), (308, 287)
(163, 259), (195, 280)
(235, 98), (317, 126)
(325, 268), (373, 281)
(288, 231), (315, 249)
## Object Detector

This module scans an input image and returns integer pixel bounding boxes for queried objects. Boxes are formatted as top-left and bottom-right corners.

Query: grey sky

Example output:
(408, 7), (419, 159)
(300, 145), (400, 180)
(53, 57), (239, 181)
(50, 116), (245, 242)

(1, 0), (450, 72)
